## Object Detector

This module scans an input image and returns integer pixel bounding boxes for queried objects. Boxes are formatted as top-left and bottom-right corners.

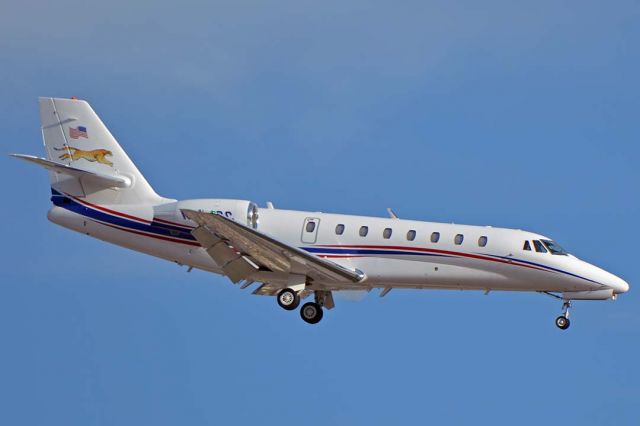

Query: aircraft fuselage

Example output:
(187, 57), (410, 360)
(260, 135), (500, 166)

(47, 192), (629, 299)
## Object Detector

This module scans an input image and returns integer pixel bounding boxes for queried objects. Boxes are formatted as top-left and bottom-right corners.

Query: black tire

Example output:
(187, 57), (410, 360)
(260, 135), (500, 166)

(555, 315), (570, 330)
(300, 302), (323, 324)
(277, 289), (300, 311)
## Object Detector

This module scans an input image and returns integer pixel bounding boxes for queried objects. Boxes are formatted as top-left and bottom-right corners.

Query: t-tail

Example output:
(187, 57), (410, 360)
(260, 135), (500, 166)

(12, 97), (163, 205)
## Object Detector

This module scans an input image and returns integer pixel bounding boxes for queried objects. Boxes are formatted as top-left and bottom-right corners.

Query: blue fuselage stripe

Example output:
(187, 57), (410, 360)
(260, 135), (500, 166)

(51, 193), (197, 242)
(485, 254), (600, 284)
(302, 247), (453, 257)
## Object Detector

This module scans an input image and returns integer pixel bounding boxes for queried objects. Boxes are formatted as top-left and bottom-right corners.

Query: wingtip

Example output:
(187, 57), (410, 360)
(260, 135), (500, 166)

(9, 153), (34, 160)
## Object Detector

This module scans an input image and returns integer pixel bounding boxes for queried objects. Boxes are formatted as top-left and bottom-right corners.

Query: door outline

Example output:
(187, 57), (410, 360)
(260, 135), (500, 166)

(301, 217), (320, 244)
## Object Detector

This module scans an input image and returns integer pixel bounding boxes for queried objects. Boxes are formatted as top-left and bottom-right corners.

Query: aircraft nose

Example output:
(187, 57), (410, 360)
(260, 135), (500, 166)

(609, 274), (629, 294)
(583, 261), (630, 294)
(611, 277), (629, 293)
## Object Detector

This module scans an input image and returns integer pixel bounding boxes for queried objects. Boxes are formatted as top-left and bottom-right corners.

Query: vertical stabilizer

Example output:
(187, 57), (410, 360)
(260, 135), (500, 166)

(39, 97), (163, 204)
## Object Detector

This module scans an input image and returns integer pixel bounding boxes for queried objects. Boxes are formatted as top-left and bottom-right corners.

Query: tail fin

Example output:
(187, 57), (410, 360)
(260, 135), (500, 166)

(39, 97), (162, 204)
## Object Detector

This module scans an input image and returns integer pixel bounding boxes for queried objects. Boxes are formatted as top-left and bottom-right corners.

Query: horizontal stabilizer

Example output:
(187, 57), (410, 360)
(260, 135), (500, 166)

(10, 154), (131, 189)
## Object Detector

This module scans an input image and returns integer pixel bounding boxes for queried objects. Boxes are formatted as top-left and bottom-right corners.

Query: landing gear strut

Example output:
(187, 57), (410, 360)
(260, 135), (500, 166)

(555, 301), (571, 330)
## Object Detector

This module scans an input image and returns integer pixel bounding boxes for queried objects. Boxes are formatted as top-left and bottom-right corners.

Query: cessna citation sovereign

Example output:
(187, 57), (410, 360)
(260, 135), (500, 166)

(12, 98), (629, 329)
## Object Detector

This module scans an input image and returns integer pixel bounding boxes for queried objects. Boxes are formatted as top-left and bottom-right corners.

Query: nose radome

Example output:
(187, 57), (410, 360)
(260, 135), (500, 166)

(579, 260), (630, 294)
(603, 269), (630, 294)
(613, 276), (630, 294)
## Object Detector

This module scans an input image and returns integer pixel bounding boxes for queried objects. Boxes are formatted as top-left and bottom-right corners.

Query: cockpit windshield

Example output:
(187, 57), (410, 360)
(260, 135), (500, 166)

(541, 239), (569, 255)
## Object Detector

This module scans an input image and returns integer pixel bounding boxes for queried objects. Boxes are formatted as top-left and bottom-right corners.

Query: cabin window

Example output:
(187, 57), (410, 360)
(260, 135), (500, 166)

(305, 221), (316, 233)
(383, 228), (392, 239)
(478, 236), (488, 247)
(431, 232), (440, 243)
(523, 240), (531, 251)
(335, 224), (345, 235)
(359, 226), (369, 237)
(533, 240), (548, 253)
(407, 230), (416, 241)
(454, 234), (464, 245)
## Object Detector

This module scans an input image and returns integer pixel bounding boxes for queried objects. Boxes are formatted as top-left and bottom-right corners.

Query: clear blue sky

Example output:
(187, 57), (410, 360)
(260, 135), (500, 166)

(1, 1), (638, 424)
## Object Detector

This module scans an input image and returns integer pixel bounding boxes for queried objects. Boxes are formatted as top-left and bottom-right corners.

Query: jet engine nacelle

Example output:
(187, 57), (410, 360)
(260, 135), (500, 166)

(174, 198), (259, 228)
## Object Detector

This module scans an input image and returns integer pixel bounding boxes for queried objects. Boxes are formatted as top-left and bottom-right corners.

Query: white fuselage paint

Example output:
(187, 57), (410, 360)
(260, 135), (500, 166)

(47, 198), (630, 298)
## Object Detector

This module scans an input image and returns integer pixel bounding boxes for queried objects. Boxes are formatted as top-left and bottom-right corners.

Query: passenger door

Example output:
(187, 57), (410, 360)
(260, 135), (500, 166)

(301, 217), (320, 244)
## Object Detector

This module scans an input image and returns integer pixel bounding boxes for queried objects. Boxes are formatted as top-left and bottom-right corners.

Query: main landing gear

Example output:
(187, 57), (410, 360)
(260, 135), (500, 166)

(276, 288), (327, 324)
(276, 288), (300, 311)
(300, 302), (323, 324)
(555, 301), (571, 330)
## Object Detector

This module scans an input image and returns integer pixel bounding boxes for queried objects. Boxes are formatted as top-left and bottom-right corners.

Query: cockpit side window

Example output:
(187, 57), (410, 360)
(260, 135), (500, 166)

(541, 239), (569, 255)
(523, 241), (531, 251)
(533, 240), (547, 253)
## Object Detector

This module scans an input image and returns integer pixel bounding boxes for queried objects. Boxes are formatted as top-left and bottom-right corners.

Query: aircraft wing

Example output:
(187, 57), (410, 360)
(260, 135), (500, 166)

(182, 210), (366, 288)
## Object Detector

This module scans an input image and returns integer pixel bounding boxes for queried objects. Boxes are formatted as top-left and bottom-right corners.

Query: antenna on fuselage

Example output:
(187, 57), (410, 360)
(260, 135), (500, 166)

(387, 208), (399, 219)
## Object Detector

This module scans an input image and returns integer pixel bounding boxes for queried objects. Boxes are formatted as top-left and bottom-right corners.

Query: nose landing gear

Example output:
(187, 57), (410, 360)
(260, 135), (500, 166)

(540, 292), (574, 330)
(555, 301), (571, 330)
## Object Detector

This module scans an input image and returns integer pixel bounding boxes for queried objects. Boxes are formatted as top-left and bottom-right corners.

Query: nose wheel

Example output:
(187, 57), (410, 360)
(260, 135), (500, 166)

(555, 301), (571, 330)
(555, 315), (570, 330)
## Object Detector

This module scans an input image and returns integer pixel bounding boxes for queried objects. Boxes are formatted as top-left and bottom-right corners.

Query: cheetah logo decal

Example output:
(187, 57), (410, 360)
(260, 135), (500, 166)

(54, 145), (113, 167)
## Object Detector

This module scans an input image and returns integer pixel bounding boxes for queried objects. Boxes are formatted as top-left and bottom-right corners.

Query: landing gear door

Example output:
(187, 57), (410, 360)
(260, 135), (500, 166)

(301, 217), (320, 244)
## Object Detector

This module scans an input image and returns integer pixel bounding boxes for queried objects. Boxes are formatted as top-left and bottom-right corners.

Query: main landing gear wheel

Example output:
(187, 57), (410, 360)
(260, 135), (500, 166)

(555, 316), (570, 330)
(277, 289), (300, 311)
(300, 302), (323, 324)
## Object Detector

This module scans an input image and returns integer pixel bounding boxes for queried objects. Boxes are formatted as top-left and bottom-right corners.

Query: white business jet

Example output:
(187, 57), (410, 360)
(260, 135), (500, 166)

(12, 97), (629, 329)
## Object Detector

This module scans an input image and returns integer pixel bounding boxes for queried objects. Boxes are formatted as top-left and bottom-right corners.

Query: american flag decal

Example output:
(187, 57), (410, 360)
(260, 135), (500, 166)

(69, 126), (88, 139)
